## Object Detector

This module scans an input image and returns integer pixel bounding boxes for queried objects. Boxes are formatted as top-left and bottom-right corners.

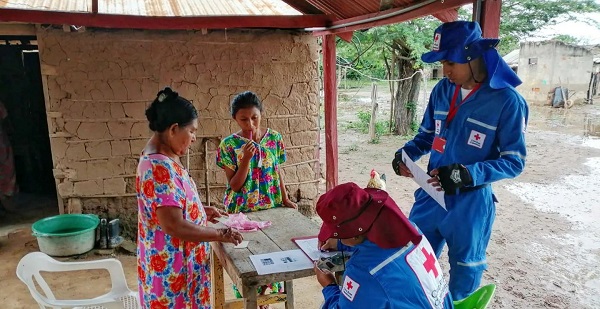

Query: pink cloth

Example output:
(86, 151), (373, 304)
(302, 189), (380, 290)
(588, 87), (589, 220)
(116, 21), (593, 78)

(222, 212), (271, 232)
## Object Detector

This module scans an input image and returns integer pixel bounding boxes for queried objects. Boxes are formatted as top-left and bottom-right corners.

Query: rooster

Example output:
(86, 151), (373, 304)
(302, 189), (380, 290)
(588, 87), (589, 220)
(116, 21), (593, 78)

(366, 169), (387, 191)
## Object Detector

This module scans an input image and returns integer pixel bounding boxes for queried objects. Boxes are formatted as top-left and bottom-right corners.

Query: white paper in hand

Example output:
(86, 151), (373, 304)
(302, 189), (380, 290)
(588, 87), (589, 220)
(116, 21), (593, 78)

(402, 150), (446, 210)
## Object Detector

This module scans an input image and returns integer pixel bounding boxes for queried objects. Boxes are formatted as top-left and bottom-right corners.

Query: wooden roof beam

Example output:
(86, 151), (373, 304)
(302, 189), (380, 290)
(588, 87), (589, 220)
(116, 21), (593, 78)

(433, 9), (459, 23)
(337, 31), (354, 42)
(311, 0), (473, 36)
(0, 8), (330, 30)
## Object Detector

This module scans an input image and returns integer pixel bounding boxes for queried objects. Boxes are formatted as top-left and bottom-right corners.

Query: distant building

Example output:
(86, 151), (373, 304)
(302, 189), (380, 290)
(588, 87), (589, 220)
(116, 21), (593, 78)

(517, 41), (594, 104)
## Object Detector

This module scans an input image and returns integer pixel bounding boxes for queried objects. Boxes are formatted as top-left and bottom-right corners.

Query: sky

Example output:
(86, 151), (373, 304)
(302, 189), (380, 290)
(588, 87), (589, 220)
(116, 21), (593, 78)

(460, 2), (600, 45)
(530, 12), (600, 45)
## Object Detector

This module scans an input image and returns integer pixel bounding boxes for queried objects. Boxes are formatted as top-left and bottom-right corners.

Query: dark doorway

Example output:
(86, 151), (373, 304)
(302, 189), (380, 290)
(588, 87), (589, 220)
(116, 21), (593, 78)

(0, 36), (57, 225)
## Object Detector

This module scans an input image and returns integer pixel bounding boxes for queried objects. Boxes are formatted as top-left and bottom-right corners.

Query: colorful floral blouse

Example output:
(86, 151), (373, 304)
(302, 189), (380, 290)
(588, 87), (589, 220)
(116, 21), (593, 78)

(136, 154), (210, 309)
(216, 128), (287, 213)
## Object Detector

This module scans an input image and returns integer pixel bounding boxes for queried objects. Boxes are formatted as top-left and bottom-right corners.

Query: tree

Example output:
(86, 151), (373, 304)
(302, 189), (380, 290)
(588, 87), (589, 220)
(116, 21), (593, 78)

(383, 19), (438, 135)
(336, 29), (388, 79)
(551, 34), (582, 45)
(336, 19), (438, 135)
(497, 0), (600, 54)
(336, 0), (600, 135)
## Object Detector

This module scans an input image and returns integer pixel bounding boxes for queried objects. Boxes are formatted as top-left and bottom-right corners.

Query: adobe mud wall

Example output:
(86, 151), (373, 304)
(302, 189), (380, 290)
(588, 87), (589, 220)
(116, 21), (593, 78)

(37, 28), (320, 237)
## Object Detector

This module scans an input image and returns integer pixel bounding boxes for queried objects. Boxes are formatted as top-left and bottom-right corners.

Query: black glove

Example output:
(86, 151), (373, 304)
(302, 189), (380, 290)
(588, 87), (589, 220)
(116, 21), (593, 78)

(436, 163), (473, 193)
(392, 151), (403, 176)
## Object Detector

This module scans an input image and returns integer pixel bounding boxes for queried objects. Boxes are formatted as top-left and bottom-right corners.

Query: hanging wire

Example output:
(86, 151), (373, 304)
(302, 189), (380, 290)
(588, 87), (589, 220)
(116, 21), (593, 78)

(336, 63), (428, 103)
(336, 63), (425, 82)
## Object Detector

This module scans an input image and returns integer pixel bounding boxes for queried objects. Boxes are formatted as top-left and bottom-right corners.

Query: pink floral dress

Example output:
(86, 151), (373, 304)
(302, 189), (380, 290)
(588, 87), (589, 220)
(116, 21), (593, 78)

(216, 128), (287, 213)
(136, 154), (210, 309)
(216, 128), (286, 297)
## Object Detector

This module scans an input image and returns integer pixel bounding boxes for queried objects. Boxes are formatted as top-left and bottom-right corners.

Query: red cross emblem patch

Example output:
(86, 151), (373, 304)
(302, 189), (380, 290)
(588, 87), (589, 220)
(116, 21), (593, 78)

(341, 275), (360, 301)
(406, 238), (448, 309)
(467, 130), (486, 149)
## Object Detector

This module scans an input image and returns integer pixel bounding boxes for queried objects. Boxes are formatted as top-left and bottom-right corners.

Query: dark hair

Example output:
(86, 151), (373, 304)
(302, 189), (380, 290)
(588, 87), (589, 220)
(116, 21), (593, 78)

(230, 91), (263, 117)
(145, 87), (198, 132)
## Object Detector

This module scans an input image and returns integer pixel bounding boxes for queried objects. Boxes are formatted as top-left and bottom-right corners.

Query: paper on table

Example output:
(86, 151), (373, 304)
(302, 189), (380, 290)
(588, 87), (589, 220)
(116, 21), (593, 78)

(249, 249), (314, 275)
(234, 240), (249, 249)
(214, 216), (228, 224)
(402, 150), (446, 210)
(293, 236), (338, 261)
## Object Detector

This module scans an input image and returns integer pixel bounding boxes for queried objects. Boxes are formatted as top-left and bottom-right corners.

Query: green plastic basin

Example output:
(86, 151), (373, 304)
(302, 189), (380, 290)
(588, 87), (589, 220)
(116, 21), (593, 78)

(32, 214), (100, 256)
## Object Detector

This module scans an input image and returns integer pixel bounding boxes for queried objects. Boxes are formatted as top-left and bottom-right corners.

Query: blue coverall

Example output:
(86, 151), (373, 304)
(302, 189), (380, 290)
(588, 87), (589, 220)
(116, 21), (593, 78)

(321, 239), (454, 309)
(397, 77), (528, 300)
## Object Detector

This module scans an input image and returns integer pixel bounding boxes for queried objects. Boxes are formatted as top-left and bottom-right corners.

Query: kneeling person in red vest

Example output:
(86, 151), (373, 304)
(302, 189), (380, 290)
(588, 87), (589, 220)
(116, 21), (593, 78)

(314, 182), (454, 309)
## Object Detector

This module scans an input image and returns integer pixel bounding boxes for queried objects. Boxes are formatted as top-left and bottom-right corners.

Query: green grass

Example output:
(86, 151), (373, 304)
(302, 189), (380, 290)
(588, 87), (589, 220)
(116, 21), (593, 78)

(345, 110), (390, 143)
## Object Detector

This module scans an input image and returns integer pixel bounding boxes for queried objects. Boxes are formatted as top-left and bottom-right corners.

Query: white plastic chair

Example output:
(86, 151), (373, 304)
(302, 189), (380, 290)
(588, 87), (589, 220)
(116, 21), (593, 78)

(16, 252), (140, 309)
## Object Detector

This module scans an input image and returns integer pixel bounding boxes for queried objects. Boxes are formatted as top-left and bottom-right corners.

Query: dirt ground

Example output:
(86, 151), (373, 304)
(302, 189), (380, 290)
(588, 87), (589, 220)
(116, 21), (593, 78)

(1, 85), (600, 309)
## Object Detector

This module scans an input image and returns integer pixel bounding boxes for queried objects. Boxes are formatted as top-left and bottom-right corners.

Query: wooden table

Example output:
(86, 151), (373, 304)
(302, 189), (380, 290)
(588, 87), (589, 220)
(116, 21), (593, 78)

(210, 207), (320, 309)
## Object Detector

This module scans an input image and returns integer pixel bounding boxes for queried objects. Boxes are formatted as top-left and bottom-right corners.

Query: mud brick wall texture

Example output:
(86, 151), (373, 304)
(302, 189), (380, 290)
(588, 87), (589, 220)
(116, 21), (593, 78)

(37, 28), (321, 238)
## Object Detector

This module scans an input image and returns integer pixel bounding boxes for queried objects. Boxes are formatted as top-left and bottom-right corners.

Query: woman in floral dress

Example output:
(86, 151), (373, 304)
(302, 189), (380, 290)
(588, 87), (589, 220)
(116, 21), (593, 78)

(216, 91), (297, 305)
(137, 87), (243, 309)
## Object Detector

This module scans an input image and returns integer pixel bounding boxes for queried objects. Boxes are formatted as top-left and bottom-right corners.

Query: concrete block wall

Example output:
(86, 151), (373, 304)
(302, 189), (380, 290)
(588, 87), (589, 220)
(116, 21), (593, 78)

(518, 41), (593, 104)
(37, 28), (320, 237)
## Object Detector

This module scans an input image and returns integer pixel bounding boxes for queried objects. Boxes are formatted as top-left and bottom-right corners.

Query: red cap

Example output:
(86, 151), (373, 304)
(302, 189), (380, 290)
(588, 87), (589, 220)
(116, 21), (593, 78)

(316, 182), (421, 249)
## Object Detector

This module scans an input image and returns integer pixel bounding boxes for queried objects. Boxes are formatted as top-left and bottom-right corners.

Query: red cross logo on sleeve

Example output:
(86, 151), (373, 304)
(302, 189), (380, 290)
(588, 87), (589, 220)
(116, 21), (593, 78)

(422, 248), (439, 278)
(433, 33), (441, 51)
(474, 134), (481, 140)
(341, 276), (360, 301)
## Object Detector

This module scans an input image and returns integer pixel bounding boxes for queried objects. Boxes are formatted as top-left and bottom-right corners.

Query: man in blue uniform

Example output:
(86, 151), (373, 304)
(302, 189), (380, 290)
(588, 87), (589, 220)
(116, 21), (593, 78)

(314, 182), (454, 308)
(392, 21), (528, 300)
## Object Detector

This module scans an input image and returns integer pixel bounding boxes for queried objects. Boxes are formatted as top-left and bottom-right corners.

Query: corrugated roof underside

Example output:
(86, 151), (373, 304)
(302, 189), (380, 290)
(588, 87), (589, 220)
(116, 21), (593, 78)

(0, 0), (302, 16)
(0, 0), (88, 12)
(300, 0), (415, 19)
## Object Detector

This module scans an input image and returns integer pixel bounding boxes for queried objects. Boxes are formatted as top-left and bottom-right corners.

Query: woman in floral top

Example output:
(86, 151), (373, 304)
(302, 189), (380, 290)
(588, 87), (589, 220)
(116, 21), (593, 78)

(216, 91), (297, 304)
(137, 87), (243, 309)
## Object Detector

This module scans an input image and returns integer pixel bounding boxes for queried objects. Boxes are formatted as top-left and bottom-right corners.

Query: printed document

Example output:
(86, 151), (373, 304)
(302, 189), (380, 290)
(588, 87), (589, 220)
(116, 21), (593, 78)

(402, 150), (446, 210)
(293, 236), (338, 261)
(250, 249), (313, 275)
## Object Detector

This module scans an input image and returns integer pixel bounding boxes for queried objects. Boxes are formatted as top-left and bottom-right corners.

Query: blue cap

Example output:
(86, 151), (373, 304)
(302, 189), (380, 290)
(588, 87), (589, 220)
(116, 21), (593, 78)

(421, 21), (499, 64)
(422, 21), (521, 89)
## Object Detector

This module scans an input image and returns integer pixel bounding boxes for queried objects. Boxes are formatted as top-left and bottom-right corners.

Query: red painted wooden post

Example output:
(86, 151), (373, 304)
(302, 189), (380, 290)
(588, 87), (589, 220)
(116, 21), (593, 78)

(336, 31), (354, 43)
(322, 34), (338, 191)
(479, 0), (502, 38)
